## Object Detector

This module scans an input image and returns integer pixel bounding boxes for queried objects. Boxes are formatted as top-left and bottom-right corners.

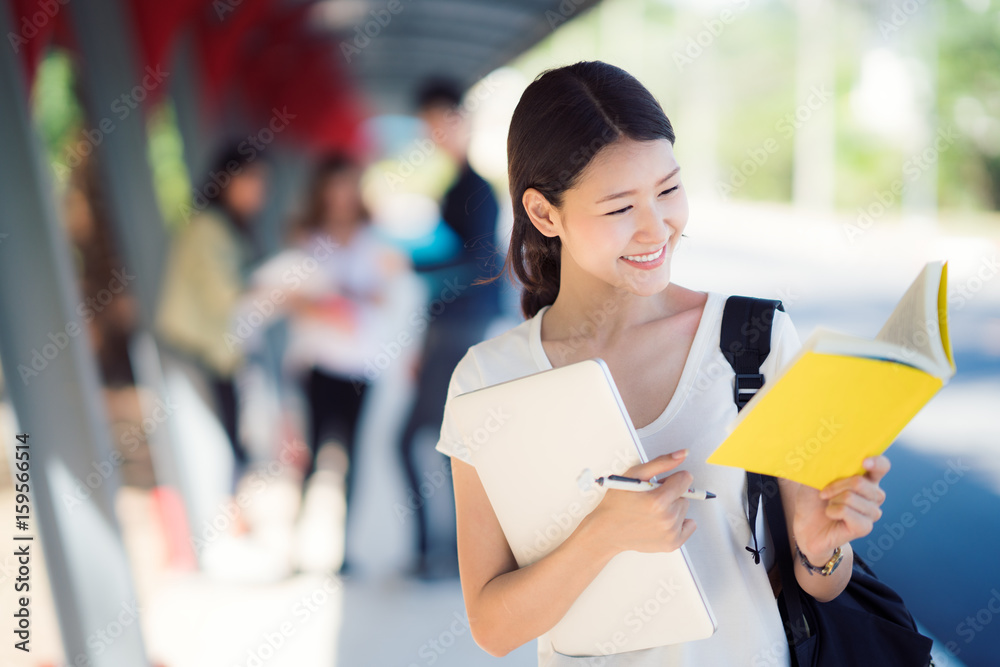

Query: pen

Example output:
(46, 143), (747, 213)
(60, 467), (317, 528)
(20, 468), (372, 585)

(596, 474), (716, 500)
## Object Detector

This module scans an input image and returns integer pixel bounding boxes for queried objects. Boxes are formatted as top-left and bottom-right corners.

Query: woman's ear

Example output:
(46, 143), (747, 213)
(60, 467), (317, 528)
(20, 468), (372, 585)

(522, 188), (561, 238)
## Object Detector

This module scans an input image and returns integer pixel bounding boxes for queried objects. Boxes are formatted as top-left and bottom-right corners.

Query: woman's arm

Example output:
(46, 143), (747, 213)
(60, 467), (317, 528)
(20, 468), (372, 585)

(453, 451), (696, 657)
(779, 456), (891, 602)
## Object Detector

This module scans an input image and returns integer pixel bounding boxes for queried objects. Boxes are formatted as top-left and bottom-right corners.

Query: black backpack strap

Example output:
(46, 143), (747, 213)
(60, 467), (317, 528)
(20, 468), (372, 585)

(719, 295), (784, 565)
(720, 296), (784, 410)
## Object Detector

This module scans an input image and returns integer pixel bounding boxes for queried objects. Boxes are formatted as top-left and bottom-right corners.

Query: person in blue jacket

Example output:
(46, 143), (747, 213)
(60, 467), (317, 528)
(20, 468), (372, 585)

(399, 78), (506, 579)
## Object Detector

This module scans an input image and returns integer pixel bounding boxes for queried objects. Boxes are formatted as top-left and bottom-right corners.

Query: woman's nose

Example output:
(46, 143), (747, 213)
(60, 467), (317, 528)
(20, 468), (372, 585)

(634, 201), (669, 243)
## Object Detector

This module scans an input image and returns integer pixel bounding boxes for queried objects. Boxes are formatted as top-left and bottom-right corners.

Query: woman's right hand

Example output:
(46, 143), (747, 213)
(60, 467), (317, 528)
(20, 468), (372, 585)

(585, 449), (697, 555)
(453, 449), (696, 657)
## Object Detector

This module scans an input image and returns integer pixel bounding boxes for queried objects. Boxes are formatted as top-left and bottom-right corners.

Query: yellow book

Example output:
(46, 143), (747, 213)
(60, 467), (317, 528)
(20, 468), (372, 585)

(706, 261), (957, 489)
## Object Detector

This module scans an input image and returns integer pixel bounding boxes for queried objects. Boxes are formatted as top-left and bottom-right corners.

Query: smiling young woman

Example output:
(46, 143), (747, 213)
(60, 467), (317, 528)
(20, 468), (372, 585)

(433, 61), (890, 667)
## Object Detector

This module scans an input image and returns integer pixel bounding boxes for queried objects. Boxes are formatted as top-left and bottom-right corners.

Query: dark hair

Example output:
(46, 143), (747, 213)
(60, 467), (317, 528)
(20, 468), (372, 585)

(201, 142), (267, 206)
(502, 61), (676, 318)
(296, 152), (370, 234)
(414, 77), (464, 111)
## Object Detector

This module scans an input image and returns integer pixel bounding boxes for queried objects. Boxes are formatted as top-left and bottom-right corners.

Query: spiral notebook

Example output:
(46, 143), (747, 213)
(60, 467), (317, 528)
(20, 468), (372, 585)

(450, 358), (717, 657)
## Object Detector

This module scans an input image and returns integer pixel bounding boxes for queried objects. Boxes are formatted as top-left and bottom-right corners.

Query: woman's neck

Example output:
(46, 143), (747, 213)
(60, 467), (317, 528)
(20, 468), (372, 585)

(322, 219), (360, 244)
(543, 264), (675, 349)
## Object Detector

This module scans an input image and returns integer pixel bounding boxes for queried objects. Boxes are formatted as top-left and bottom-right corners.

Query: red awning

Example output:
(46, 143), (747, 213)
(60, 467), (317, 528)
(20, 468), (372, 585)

(8, 0), (366, 153)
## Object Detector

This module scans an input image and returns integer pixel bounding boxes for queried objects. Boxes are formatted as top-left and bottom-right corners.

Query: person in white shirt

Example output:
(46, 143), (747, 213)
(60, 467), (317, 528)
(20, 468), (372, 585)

(282, 154), (411, 574)
(434, 61), (892, 666)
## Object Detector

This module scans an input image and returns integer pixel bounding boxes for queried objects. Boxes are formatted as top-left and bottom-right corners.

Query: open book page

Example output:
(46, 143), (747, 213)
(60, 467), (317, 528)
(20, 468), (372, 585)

(937, 262), (956, 373)
(874, 261), (954, 378)
(805, 327), (940, 374)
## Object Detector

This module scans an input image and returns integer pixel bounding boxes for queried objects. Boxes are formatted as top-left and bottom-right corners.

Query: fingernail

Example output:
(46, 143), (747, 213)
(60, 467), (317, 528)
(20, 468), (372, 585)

(672, 449), (689, 459)
(863, 458), (874, 469)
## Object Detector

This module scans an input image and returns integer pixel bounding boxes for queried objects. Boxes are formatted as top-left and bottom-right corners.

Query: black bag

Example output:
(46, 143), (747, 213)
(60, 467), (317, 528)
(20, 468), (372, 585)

(719, 295), (934, 667)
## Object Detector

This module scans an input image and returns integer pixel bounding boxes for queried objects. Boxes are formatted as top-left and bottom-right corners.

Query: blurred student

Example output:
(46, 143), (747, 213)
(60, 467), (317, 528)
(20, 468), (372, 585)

(156, 144), (268, 492)
(282, 153), (411, 574)
(398, 79), (505, 579)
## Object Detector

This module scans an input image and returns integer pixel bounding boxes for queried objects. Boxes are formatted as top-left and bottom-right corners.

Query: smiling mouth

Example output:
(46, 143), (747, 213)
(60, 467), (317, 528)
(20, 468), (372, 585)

(621, 245), (666, 263)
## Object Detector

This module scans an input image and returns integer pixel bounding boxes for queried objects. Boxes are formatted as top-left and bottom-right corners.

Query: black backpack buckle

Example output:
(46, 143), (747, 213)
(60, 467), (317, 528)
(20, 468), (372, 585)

(734, 373), (764, 409)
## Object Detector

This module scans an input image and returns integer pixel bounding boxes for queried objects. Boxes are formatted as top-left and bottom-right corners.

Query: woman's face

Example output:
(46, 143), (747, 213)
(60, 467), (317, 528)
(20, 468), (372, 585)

(548, 137), (688, 297)
(321, 168), (364, 228)
(225, 162), (269, 220)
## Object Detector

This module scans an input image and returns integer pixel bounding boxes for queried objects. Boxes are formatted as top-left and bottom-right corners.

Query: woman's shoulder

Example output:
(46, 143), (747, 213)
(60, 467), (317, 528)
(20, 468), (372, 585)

(170, 209), (233, 258)
(705, 289), (800, 371)
(184, 206), (240, 241)
(712, 289), (797, 327)
(715, 292), (800, 373)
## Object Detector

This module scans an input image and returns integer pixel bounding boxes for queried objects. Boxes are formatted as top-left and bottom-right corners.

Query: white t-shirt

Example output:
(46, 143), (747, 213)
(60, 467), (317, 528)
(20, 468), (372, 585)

(435, 290), (800, 667)
(279, 228), (416, 379)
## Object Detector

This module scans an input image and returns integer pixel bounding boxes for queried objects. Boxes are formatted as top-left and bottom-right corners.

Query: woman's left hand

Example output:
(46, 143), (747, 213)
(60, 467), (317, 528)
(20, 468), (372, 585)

(787, 455), (890, 563)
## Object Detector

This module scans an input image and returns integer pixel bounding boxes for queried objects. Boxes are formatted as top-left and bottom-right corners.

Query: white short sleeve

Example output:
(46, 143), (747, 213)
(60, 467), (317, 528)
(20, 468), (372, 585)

(434, 349), (484, 466)
(767, 307), (802, 377)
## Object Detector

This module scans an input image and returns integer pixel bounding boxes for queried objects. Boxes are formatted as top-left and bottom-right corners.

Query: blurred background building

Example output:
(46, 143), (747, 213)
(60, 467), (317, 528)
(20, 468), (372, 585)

(0, 0), (998, 665)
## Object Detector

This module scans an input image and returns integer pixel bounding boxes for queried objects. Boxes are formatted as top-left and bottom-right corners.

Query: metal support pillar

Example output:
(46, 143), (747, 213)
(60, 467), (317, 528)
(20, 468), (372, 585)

(0, 4), (149, 665)
(66, 0), (169, 322)
(66, 0), (204, 569)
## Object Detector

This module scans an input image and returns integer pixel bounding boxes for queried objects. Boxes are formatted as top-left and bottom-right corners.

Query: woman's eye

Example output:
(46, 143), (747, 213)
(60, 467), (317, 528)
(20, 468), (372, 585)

(605, 186), (678, 215)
